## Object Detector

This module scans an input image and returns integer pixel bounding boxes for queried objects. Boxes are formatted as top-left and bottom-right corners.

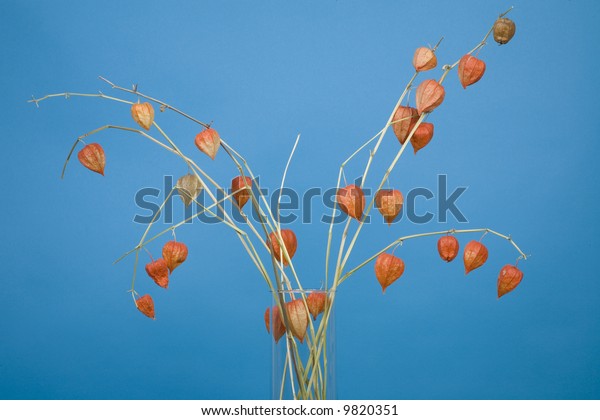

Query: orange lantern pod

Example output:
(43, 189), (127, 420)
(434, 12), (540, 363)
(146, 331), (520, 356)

(77, 143), (106, 176)
(307, 291), (327, 320)
(136, 294), (155, 320)
(286, 299), (309, 343)
(337, 185), (365, 221)
(458, 54), (486, 89)
(195, 127), (221, 160)
(267, 229), (298, 265)
(463, 240), (489, 274)
(375, 189), (403, 225)
(145, 258), (170, 289)
(131, 102), (155, 131)
(162, 241), (188, 273)
(497, 264), (524, 298)
(265, 306), (286, 343)
(437, 235), (459, 262)
(415, 79), (445, 114)
(374, 253), (405, 293)
(413, 47), (437, 72)
(392, 106), (419, 144)
(411, 122), (434, 153)
(231, 176), (253, 210)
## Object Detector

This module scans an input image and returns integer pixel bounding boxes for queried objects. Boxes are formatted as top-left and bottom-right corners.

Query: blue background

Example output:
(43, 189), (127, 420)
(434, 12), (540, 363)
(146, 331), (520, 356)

(1, 0), (599, 399)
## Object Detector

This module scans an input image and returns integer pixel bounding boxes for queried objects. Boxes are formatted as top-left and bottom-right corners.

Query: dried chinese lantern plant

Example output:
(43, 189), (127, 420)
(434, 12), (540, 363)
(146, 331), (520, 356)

(30, 8), (528, 400)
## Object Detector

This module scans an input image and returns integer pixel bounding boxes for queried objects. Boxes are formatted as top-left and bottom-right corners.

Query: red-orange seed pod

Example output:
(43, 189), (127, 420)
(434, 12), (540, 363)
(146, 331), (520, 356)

(374, 253), (405, 293)
(412, 47), (437, 72)
(307, 291), (327, 320)
(77, 143), (106, 176)
(411, 122), (434, 154)
(162, 241), (188, 273)
(391, 106), (419, 144)
(458, 54), (486, 89)
(136, 294), (155, 320)
(437, 235), (459, 262)
(337, 185), (365, 221)
(131, 102), (155, 131)
(375, 189), (403, 226)
(267, 229), (298, 265)
(145, 258), (170, 288)
(231, 176), (253, 210)
(463, 240), (489, 274)
(286, 299), (309, 343)
(497, 264), (524, 298)
(265, 306), (286, 343)
(415, 79), (445, 115)
(195, 127), (221, 160)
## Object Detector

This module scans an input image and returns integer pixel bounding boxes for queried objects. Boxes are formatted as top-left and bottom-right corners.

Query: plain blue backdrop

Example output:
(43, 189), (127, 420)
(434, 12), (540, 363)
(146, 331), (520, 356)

(1, 0), (599, 399)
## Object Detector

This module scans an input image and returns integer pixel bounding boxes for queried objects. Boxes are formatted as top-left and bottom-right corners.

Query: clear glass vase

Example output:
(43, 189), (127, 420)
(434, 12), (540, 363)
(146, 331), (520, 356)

(269, 289), (336, 400)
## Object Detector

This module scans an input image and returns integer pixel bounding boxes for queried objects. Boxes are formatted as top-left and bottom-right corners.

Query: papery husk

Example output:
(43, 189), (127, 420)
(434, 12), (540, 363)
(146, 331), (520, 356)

(493, 18), (516, 45)
(413, 47), (437, 72)
(267, 229), (298, 265)
(145, 258), (170, 288)
(337, 185), (365, 221)
(195, 127), (221, 160)
(286, 299), (309, 343)
(392, 106), (419, 144)
(307, 291), (327, 320)
(463, 240), (489, 274)
(375, 189), (403, 225)
(231, 176), (253, 210)
(77, 143), (106, 175)
(411, 122), (434, 153)
(437, 235), (459, 262)
(374, 253), (405, 293)
(131, 102), (155, 131)
(136, 294), (156, 319)
(176, 173), (203, 207)
(415, 79), (445, 114)
(458, 54), (486, 89)
(497, 264), (524, 298)
(162, 241), (189, 273)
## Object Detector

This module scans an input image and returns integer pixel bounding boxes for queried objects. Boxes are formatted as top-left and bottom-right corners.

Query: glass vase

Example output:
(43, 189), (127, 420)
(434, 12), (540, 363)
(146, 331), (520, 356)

(269, 289), (336, 400)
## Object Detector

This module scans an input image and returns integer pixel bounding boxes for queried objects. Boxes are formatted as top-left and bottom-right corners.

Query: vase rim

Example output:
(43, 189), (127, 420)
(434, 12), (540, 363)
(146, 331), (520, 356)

(270, 289), (334, 294)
